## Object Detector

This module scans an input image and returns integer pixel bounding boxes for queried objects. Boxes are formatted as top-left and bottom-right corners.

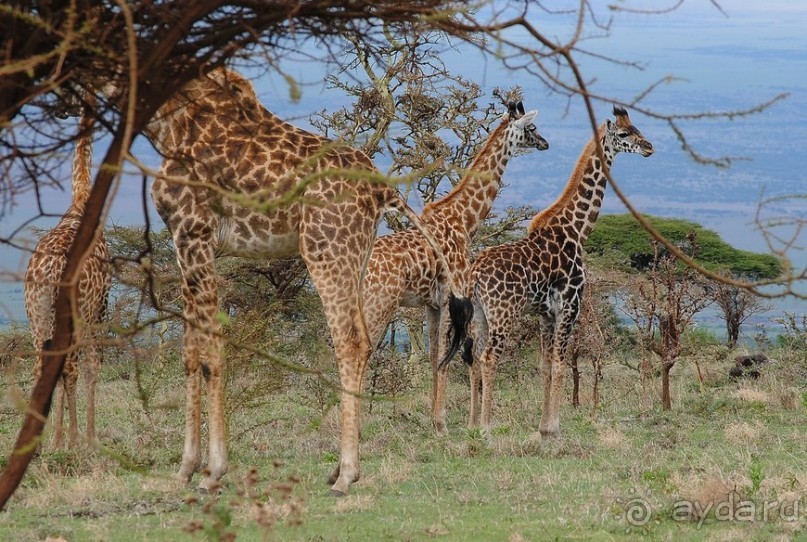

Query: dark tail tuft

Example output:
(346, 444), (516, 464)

(462, 337), (474, 366)
(438, 294), (473, 370)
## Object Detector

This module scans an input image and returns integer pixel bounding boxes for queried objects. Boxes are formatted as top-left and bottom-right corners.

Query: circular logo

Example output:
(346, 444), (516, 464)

(625, 498), (652, 526)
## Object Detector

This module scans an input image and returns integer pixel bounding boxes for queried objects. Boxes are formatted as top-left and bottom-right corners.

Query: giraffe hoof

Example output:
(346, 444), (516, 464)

(329, 489), (348, 498)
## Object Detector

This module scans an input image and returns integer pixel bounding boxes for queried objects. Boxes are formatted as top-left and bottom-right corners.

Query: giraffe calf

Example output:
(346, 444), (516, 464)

(24, 105), (110, 449)
(444, 107), (653, 439)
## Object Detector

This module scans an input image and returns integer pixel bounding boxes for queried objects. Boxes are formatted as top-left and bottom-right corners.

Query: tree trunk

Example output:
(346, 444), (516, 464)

(570, 355), (580, 408)
(727, 316), (740, 350)
(590, 356), (601, 418)
(661, 361), (673, 411)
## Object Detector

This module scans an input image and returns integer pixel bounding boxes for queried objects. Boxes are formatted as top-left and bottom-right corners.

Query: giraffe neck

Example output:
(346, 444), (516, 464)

(423, 117), (514, 237)
(527, 123), (614, 244)
(70, 112), (94, 214)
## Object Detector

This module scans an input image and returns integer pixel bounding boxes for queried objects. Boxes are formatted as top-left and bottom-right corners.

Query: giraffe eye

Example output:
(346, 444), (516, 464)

(617, 131), (630, 138)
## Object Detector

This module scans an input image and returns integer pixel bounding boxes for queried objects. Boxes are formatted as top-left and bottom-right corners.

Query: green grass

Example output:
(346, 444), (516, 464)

(1, 347), (805, 541)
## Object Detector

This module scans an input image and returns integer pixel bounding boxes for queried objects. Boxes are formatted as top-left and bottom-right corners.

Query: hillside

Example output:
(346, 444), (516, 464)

(586, 214), (782, 279)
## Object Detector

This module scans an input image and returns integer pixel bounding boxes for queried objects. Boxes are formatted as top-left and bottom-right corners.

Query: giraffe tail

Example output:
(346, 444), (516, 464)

(438, 294), (474, 370)
(461, 337), (474, 366)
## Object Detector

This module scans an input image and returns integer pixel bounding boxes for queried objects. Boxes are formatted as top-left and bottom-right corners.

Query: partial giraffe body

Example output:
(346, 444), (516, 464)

(446, 106), (653, 438)
(362, 101), (548, 434)
(24, 97), (110, 449)
(144, 68), (468, 496)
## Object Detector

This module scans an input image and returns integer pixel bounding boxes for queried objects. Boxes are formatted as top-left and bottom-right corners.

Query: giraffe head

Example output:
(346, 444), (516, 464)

(506, 101), (549, 152)
(606, 106), (654, 157)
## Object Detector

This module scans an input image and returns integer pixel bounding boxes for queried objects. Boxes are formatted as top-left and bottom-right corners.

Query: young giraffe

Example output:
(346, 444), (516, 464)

(24, 98), (110, 448)
(146, 68), (466, 495)
(363, 102), (548, 434)
(446, 106), (653, 437)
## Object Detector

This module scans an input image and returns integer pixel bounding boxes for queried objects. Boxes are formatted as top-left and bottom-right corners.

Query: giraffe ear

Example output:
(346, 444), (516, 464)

(507, 102), (518, 117)
(513, 109), (537, 127)
(516, 101), (525, 116)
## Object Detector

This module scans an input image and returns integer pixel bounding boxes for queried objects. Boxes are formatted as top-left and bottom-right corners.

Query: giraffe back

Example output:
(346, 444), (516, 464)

(149, 68), (397, 259)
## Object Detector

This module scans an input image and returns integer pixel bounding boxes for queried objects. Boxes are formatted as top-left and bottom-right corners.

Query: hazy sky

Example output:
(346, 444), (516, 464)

(1, 1), (805, 320)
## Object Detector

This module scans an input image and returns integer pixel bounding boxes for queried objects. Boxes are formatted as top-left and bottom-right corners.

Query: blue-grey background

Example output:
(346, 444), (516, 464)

(2, 1), (804, 341)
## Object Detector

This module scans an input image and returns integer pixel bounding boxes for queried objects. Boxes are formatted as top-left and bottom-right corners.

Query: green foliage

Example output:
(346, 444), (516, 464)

(642, 467), (672, 491)
(748, 457), (764, 495)
(682, 326), (722, 349)
(586, 214), (782, 279)
(774, 312), (807, 350)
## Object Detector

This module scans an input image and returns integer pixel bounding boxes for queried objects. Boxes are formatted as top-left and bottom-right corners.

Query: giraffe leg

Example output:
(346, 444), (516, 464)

(468, 362), (482, 430)
(173, 228), (227, 490)
(63, 352), (80, 449)
(537, 317), (556, 436)
(201, 332), (227, 492)
(544, 309), (578, 436)
(543, 349), (565, 436)
(34, 350), (65, 449)
(324, 296), (371, 496)
(178, 345), (202, 485)
(466, 309), (488, 430)
(426, 306), (448, 435)
(479, 333), (505, 439)
(82, 341), (101, 448)
(302, 208), (375, 496)
(52, 377), (66, 449)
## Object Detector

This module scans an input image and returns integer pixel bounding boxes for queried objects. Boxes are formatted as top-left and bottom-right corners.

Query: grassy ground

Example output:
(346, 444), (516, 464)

(1, 344), (805, 541)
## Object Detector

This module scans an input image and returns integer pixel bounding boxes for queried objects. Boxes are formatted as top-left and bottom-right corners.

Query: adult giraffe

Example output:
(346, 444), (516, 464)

(363, 101), (548, 433)
(444, 106), (653, 438)
(145, 68), (466, 495)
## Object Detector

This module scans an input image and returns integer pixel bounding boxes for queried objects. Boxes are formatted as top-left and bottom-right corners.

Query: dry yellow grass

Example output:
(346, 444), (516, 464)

(723, 421), (760, 443)
(777, 387), (801, 410)
(733, 386), (771, 405)
(331, 493), (375, 513)
(597, 425), (627, 449)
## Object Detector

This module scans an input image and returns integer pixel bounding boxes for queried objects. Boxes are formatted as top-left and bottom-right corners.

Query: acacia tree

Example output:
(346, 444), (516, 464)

(1, 1), (799, 507)
(566, 270), (627, 416)
(712, 270), (771, 350)
(309, 27), (509, 209)
(622, 234), (713, 410)
(566, 272), (606, 412)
